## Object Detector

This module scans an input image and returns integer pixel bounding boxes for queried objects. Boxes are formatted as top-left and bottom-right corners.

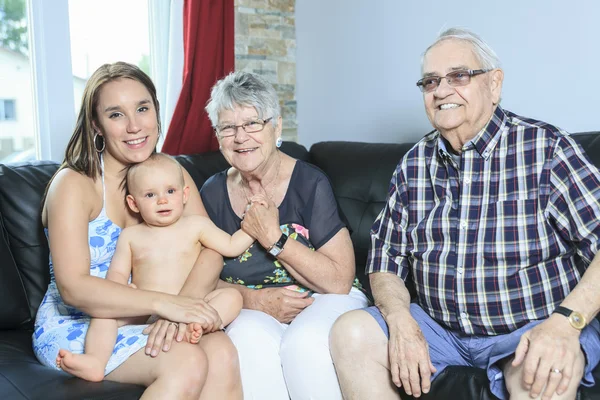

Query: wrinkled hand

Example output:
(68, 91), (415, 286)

(142, 319), (188, 357)
(387, 312), (436, 398)
(512, 315), (582, 399)
(241, 193), (280, 249)
(251, 287), (313, 323)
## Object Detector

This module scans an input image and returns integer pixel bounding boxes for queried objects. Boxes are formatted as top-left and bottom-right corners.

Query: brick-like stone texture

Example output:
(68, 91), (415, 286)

(234, 0), (297, 142)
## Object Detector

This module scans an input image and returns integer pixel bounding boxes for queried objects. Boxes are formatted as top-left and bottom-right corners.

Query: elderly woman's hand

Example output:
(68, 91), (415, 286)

(248, 287), (314, 323)
(241, 193), (281, 249)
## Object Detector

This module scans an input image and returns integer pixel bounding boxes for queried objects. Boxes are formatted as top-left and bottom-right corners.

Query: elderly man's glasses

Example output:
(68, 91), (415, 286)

(216, 117), (273, 138)
(416, 69), (490, 93)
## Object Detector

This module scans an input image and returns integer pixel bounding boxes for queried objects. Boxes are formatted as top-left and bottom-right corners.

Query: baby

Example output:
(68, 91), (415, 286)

(56, 153), (254, 381)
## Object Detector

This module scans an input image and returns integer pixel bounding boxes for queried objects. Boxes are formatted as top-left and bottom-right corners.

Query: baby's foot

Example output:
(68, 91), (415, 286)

(56, 349), (105, 382)
(183, 322), (203, 344)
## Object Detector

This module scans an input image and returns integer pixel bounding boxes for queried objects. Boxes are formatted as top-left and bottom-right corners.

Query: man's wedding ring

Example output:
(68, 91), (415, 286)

(551, 368), (562, 374)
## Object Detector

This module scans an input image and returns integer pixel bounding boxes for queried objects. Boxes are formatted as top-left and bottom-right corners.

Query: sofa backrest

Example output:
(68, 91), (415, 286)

(2, 134), (600, 330)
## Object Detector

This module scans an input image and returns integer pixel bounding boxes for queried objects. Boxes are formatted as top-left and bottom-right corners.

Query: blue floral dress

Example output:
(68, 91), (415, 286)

(33, 158), (148, 376)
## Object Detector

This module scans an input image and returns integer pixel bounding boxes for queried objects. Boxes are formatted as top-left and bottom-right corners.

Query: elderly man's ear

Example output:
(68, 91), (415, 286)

(490, 69), (504, 105)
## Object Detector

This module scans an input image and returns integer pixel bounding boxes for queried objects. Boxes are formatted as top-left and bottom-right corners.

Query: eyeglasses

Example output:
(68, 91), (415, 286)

(215, 117), (273, 138)
(416, 69), (490, 93)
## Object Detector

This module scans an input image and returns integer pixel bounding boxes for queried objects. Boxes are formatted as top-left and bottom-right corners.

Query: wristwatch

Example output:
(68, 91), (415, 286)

(268, 233), (288, 257)
(552, 306), (587, 330)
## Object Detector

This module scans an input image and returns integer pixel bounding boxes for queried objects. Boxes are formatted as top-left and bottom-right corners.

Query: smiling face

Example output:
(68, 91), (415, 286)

(94, 78), (159, 166)
(422, 39), (503, 143)
(126, 158), (189, 227)
(217, 104), (282, 176)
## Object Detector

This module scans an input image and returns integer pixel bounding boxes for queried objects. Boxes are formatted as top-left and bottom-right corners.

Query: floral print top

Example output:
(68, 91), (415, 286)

(201, 160), (363, 293)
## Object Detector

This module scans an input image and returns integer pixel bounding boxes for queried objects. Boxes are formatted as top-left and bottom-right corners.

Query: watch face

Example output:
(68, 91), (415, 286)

(269, 246), (282, 257)
(569, 312), (587, 330)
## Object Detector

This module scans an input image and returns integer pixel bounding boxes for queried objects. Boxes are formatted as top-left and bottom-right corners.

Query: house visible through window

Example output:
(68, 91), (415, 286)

(0, 100), (16, 121)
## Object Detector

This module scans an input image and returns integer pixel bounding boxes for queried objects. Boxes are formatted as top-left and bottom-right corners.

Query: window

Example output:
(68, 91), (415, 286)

(68, 0), (151, 113)
(0, 0), (36, 163)
(0, 100), (16, 121)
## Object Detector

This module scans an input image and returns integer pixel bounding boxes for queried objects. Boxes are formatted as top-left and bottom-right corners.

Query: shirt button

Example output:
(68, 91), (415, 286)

(460, 312), (469, 320)
(464, 177), (471, 184)
(457, 267), (464, 274)
(460, 221), (467, 229)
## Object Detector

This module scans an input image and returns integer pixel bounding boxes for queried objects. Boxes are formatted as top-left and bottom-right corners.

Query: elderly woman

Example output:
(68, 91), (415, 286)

(200, 71), (369, 399)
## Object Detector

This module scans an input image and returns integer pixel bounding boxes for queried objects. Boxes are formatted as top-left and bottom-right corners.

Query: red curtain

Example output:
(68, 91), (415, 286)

(162, 0), (234, 155)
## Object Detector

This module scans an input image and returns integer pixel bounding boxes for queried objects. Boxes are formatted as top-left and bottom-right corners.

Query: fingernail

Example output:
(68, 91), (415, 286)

(151, 350), (158, 356)
(163, 345), (169, 351)
(145, 348), (150, 355)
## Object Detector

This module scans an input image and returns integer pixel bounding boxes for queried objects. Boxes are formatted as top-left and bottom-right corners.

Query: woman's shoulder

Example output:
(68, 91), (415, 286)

(290, 159), (331, 188)
(43, 168), (99, 224)
(48, 168), (96, 198)
(201, 169), (228, 192)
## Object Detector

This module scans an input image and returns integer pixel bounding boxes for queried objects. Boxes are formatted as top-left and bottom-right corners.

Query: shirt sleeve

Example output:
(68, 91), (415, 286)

(545, 135), (600, 265)
(366, 160), (411, 280)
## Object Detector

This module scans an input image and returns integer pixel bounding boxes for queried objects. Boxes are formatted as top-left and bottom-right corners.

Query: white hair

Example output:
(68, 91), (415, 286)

(421, 27), (501, 72)
(205, 71), (280, 129)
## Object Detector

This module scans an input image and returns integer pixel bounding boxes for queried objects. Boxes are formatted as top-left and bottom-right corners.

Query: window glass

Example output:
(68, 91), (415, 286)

(0, 0), (36, 163)
(68, 0), (151, 113)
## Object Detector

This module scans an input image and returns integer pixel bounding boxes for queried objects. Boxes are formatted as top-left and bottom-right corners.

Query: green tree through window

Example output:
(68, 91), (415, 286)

(0, 0), (28, 55)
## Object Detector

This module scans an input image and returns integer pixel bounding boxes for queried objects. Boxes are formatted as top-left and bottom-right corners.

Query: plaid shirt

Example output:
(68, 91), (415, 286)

(367, 106), (600, 335)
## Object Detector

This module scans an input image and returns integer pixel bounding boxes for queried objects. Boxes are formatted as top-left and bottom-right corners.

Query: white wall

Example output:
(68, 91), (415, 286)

(296, 0), (600, 147)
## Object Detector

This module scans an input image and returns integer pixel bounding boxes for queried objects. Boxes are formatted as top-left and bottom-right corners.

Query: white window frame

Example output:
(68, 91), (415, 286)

(26, 0), (171, 162)
(27, 0), (75, 162)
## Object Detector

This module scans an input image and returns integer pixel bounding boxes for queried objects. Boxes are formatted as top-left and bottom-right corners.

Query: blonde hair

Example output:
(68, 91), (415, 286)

(125, 153), (184, 195)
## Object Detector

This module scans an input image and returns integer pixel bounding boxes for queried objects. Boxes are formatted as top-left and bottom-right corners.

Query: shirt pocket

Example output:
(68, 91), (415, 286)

(482, 199), (543, 268)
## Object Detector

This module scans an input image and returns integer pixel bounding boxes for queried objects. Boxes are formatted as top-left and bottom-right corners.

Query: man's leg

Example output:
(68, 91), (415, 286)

(330, 309), (401, 400)
(487, 319), (600, 400)
(503, 352), (584, 400)
(331, 303), (470, 400)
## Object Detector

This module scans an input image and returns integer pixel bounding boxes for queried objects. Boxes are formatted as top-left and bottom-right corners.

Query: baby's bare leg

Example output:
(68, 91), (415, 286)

(204, 288), (243, 328)
(56, 318), (117, 382)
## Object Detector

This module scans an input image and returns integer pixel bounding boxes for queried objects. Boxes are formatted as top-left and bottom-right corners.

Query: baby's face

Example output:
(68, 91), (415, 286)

(129, 163), (187, 227)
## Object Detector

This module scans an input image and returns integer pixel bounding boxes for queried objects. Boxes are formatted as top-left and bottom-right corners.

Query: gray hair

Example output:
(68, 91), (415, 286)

(205, 71), (281, 129)
(421, 27), (501, 72)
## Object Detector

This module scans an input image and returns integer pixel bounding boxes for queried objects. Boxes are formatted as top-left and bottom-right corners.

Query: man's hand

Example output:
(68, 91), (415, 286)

(248, 287), (314, 323)
(512, 315), (582, 399)
(387, 311), (436, 398)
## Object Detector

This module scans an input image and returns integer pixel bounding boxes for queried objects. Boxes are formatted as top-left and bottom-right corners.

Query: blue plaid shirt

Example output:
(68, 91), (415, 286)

(367, 106), (600, 335)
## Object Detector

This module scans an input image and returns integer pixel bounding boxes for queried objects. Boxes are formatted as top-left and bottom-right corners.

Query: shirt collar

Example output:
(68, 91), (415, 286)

(465, 105), (509, 160)
(434, 106), (509, 163)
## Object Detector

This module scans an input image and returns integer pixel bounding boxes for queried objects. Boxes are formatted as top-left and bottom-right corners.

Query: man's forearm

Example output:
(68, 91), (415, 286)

(370, 272), (412, 319)
(561, 253), (600, 323)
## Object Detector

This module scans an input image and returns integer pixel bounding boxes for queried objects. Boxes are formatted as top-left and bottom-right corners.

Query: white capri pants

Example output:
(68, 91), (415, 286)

(226, 287), (368, 400)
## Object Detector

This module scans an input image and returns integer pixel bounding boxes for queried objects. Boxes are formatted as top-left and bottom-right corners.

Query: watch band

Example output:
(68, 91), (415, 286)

(553, 306), (572, 318)
(268, 233), (288, 256)
(552, 305), (587, 330)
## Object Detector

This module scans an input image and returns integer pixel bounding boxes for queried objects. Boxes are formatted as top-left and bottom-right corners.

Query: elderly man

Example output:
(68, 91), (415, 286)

(330, 28), (600, 400)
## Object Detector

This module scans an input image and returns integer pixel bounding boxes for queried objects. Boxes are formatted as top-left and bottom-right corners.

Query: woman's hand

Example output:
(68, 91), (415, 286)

(241, 192), (280, 249)
(142, 319), (188, 357)
(247, 287), (314, 323)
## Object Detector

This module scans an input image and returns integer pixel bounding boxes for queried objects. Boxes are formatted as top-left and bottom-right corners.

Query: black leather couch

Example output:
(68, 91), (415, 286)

(1, 137), (599, 400)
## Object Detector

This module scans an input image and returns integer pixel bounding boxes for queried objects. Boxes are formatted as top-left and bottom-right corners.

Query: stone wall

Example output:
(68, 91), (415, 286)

(234, 0), (297, 142)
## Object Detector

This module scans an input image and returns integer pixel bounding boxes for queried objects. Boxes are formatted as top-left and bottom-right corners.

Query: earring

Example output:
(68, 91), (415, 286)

(93, 132), (105, 153)
(276, 137), (283, 148)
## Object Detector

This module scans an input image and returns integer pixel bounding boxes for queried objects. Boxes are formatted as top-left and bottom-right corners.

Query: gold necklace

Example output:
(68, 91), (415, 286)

(241, 154), (281, 204)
